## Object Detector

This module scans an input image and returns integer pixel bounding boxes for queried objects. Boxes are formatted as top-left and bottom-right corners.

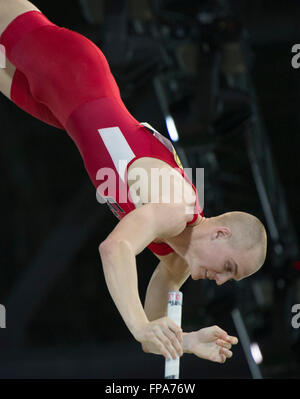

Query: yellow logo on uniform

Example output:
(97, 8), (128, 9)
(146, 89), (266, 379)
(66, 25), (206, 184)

(173, 148), (183, 169)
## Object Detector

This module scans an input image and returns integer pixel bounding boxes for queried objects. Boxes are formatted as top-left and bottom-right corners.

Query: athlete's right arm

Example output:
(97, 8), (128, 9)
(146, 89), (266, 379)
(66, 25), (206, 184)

(99, 203), (188, 360)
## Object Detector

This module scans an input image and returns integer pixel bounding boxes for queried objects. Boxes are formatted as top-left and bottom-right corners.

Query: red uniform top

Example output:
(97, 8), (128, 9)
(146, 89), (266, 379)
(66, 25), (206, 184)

(66, 101), (203, 255)
(0, 10), (203, 255)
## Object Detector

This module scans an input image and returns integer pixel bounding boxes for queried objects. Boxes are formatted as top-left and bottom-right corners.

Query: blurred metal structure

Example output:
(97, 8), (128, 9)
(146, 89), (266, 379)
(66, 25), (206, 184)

(231, 308), (262, 379)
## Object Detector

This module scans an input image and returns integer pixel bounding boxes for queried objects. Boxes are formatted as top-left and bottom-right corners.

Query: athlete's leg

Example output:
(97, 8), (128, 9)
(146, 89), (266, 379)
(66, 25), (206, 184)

(0, 1), (64, 129)
(0, 5), (124, 127)
(0, 0), (40, 37)
(0, 55), (64, 129)
(0, 56), (15, 99)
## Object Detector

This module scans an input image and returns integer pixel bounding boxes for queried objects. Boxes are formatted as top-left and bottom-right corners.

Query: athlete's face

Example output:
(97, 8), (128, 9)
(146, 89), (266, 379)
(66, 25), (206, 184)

(189, 228), (259, 285)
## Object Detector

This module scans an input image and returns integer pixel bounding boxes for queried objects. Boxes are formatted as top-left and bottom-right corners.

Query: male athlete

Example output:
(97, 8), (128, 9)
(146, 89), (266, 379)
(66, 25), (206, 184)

(0, 0), (267, 364)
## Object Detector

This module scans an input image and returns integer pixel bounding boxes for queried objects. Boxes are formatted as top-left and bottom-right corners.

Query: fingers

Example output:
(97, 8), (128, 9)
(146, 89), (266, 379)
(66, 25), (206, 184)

(164, 318), (183, 359)
(213, 325), (228, 339)
(219, 346), (233, 359)
(227, 335), (239, 345)
(215, 334), (235, 363)
(149, 335), (174, 359)
(220, 335), (238, 345)
(214, 326), (238, 345)
(147, 318), (183, 360)
(220, 354), (226, 364)
(216, 339), (232, 350)
(166, 318), (183, 344)
(155, 327), (183, 360)
(213, 346), (233, 364)
(164, 328), (183, 357)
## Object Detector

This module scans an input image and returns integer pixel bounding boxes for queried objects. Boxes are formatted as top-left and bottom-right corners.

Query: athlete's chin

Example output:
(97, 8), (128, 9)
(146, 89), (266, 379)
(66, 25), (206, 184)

(191, 267), (206, 280)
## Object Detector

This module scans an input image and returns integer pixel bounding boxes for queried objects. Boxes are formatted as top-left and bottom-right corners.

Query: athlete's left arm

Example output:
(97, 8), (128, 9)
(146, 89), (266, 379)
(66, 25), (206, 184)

(144, 252), (190, 322)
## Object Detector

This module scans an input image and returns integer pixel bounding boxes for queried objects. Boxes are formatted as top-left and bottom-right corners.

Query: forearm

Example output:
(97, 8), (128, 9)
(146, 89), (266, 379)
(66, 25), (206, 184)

(144, 262), (181, 321)
(100, 239), (149, 340)
(144, 261), (193, 353)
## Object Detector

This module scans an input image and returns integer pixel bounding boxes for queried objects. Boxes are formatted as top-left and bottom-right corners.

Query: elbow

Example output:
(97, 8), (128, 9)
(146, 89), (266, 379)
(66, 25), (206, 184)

(99, 238), (115, 259)
(99, 238), (133, 260)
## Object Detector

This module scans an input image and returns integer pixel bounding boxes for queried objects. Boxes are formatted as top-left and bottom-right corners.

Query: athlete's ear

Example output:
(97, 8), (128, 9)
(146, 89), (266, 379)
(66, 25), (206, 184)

(211, 226), (232, 240)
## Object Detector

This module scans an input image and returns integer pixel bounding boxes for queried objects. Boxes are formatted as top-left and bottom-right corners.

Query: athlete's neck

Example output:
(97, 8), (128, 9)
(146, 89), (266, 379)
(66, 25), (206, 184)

(165, 216), (208, 263)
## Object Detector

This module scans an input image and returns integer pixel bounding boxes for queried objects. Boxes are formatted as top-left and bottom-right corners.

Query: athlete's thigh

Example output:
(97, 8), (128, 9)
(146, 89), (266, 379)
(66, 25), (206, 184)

(0, 0), (40, 37)
(0, 57), (16, 100)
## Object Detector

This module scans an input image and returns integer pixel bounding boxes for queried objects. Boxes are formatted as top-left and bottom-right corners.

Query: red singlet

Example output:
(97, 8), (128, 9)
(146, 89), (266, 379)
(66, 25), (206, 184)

(0, 11), (203, 255)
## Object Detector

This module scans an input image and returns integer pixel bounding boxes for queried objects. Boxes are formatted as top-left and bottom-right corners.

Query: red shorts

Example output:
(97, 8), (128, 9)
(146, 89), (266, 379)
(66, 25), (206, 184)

(0, 10), (123, 127)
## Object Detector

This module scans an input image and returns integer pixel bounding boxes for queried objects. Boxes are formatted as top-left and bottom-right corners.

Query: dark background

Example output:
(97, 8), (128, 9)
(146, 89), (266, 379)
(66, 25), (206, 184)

(0, 0), (300, 379)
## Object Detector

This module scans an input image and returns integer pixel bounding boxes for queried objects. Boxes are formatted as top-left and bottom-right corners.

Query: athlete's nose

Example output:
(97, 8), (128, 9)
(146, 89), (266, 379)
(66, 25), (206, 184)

(215, 274), (227, 285)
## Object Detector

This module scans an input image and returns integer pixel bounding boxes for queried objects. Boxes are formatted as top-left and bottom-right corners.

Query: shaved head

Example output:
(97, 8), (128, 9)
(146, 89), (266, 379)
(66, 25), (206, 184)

(169, 210), (267, 284)
(213, 211), (267, 272)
